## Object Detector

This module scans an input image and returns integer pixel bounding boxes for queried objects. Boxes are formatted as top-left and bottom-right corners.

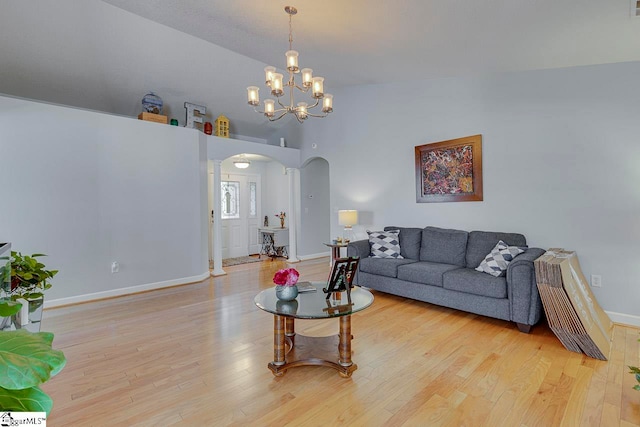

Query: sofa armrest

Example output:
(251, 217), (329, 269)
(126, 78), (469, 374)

(347, 239), (369, 285)
(506, 247), (546, 326)
(347, 239), (369, 259)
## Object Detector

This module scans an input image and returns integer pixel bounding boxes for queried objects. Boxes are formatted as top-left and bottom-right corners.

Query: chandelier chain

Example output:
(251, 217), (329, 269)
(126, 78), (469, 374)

(289, 12), (293, 51)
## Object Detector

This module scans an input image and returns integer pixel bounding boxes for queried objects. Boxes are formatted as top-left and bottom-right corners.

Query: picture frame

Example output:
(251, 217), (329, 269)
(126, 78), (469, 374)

(415, 134), (483, 203)
(323, 257), (359, 300)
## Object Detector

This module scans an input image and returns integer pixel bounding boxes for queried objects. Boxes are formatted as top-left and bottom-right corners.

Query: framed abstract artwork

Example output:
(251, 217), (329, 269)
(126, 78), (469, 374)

(415, 134), (483, 203)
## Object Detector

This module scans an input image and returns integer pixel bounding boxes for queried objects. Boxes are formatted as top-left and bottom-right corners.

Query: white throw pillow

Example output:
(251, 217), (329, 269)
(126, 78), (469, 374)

(367, 230), (404, 259)
(475, 240), (525, 277)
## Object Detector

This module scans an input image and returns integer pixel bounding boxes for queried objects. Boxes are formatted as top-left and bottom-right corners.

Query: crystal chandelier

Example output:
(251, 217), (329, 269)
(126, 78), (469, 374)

(246, 6), (333, 123)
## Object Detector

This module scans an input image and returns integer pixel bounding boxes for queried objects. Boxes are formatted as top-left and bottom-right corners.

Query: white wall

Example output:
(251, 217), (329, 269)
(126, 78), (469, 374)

(299, 158), (331, 256)
(300, 61), (640, 323)
(0, 95), (209, 305)
(262, 163), (290, 226)
(0, 0), (285, 140)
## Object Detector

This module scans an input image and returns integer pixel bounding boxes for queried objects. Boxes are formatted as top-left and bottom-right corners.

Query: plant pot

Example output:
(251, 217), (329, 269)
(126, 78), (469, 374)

(27, 297), (44, 325)
(11, 297), (44, 332)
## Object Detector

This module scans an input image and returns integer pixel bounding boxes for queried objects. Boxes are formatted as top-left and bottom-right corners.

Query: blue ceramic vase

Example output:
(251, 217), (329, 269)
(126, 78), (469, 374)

(275, 285), (298, 301)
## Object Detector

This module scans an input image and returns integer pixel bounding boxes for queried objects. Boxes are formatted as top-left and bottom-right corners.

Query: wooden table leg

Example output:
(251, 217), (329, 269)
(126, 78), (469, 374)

(285, 317), (295, 344)
(272, 315), (286, 369)
(338, 315), (352, 367)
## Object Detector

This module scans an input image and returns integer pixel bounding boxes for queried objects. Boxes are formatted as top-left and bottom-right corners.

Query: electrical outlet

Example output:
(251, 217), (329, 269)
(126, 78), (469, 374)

(111, 261), (119, 273)
(591, 274), (602, 288)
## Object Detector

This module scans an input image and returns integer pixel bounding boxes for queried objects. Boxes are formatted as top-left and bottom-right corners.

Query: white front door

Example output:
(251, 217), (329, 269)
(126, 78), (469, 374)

(220, 174), (261, 258)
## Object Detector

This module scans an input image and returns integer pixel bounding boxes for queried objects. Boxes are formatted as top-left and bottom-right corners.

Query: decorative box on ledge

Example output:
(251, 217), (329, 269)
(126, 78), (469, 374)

(138, 112), (168, 124)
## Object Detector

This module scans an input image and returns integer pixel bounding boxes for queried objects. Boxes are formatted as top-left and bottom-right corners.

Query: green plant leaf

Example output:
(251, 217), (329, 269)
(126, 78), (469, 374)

(0, 299), (22, 317)
(23, 292), (44, 301)
(0, 330), (67, 389)
(0, 385), (52, 413)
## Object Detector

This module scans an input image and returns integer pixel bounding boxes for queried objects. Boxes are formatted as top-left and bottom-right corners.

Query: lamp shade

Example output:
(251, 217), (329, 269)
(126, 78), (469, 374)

(338, 210), (358, 227)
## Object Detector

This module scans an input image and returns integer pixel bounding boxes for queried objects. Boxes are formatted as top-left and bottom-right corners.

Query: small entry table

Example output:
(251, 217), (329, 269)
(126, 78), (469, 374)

(254, 282), (374, 377)
(259, 227), (289, 259)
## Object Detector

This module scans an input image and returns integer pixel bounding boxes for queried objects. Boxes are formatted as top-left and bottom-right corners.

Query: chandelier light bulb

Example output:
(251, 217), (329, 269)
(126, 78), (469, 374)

(322, 94), (333, 113)
(286, 50), (299, 72)
(247, 86), (259, 106)
(297, 102), (308, 120)
(264, 99), (275, 117)
(264, 66), (276, 86)
(271, 73), (284, 96)
(301, 68), (313, 87)
(312, 76), (324, 98)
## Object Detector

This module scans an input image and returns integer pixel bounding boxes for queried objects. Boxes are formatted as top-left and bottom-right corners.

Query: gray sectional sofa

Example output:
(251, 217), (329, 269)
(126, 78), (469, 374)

(347, 226), (545, 332)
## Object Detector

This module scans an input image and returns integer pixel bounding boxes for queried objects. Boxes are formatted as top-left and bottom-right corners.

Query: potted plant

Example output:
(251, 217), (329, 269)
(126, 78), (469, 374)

(9, 251), (58, 325)
(0, 329), (66, 414)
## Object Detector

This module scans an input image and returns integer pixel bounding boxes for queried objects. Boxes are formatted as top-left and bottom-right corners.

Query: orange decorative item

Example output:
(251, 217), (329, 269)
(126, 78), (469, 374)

(204, 122), (213, 135)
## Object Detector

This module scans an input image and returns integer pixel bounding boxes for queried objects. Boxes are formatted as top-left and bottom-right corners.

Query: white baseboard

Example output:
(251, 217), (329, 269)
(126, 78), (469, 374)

(44, 271), (211, 308)
(606, 310), (640, 328)
(297, 251), (331, 261)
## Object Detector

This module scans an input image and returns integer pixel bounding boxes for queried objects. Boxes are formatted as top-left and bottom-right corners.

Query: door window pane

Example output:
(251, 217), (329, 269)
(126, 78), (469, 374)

(249, 182), (257, 218)
(221, 181), (240, 219)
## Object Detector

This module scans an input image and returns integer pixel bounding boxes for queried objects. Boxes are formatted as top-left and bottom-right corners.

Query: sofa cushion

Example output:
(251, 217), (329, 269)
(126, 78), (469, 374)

(397, 261), (462, 287)
(368, 230), (404, 258)
(420, 226), (468, 267)
(384, 226), (422, 260)
(359, 257), (417, 278)
(475, 240), (526, 277)
(443, 268), (507, 299)
(466, 230), (527, 268)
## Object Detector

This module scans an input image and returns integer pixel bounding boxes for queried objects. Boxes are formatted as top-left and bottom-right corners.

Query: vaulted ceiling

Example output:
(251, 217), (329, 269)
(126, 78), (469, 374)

(3, 1), (640, 141)
(103, 0), (640, 86)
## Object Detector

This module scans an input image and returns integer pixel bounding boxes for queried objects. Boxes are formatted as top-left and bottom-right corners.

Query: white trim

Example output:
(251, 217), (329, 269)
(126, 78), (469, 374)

(297, 251), (331, 261)
(606, 310), (640, 328)
(44, 271), (211, 308)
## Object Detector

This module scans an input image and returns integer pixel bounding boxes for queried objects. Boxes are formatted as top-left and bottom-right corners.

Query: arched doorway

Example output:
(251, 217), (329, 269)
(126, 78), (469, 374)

(299, 157), (331, 258)
(208, 154), (291, 264)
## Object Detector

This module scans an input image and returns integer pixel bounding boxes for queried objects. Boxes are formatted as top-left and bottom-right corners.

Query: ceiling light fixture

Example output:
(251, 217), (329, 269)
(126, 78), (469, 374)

(233, 154), (251, 169)
(246, 6), (333, 123)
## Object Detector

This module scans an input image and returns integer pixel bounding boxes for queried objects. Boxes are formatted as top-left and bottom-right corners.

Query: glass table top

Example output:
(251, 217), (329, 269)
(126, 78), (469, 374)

(254, 281), (374, 319)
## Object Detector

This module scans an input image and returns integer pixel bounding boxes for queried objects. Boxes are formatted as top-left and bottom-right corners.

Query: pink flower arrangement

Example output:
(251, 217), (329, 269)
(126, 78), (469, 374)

(273, 268), (300, 287)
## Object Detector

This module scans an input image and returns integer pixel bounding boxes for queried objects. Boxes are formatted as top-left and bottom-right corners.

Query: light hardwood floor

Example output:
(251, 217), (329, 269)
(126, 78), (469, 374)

(42, 257), (640, 426)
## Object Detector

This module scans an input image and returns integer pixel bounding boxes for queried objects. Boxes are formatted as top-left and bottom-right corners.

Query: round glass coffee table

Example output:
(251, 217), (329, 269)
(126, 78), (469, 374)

(254, 281), (374, 377)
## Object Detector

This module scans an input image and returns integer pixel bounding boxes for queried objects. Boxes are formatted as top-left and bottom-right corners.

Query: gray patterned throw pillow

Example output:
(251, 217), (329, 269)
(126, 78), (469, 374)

(475, 240), (526, 277)
(368, 230), (404, 259)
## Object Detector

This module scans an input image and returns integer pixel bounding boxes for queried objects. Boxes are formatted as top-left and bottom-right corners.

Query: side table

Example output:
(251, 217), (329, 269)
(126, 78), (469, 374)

(324, 242), (349, 264)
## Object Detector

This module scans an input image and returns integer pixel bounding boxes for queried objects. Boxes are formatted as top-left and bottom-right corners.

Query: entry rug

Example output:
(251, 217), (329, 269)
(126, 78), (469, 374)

(221, 256), (264, 267)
